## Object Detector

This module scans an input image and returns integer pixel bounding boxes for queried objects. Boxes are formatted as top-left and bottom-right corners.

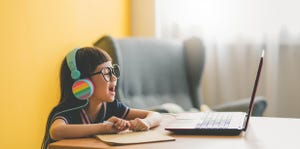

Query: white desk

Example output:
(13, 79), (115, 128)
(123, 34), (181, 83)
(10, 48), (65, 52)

(49, 115), (300, 149)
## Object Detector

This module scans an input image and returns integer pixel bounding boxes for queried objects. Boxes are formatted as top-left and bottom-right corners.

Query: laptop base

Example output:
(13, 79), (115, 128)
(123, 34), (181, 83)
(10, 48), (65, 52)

(165, 128), (243, 136)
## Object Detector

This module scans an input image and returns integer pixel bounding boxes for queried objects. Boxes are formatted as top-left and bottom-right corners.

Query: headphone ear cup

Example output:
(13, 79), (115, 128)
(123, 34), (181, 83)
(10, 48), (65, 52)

(72, 79), (94, 100)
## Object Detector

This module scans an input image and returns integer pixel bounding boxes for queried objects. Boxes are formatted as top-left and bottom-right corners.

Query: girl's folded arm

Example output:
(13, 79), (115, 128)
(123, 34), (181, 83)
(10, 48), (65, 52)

(126, 109), (162, 129)
(49, 119), (115, 140)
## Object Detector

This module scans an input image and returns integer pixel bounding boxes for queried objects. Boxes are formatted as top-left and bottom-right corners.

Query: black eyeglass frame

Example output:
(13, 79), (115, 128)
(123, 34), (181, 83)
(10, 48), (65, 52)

(89, 64), (120, 82)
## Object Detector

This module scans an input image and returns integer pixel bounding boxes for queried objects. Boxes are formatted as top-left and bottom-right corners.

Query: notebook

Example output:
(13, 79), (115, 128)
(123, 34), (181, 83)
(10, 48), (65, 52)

(96, 130), (175, 145)
(165, 50), (265, 136)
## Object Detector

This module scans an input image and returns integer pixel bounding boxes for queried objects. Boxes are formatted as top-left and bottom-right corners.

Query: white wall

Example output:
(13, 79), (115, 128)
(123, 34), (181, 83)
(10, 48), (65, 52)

(156, 0), (300, 43)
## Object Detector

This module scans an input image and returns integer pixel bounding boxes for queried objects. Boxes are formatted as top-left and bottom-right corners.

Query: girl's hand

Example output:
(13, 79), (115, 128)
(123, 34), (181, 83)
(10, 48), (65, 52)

(106, 116), (130, 132)
(129, 118), (150, 131)
(103, 121), (119, 134)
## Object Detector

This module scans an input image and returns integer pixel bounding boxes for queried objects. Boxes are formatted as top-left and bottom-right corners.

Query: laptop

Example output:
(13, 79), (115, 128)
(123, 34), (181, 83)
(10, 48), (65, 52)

(165, 50), (265, 136)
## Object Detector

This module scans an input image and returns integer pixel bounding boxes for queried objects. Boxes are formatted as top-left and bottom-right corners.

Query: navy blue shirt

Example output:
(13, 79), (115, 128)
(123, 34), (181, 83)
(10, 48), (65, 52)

(44, 99), (130, 149)
(54, 99), (130, 124)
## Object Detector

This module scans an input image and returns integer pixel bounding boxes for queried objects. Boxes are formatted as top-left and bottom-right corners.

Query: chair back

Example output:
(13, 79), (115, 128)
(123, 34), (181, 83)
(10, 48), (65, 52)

(94, 36), (205, 111)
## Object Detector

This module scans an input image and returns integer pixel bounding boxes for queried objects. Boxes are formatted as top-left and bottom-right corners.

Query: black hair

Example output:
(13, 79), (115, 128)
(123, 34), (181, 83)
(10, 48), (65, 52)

(41, 47), (112, 149)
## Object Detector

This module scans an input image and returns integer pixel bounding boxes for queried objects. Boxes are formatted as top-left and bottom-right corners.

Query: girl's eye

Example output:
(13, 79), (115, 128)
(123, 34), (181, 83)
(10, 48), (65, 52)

(101, 67), (111, 74)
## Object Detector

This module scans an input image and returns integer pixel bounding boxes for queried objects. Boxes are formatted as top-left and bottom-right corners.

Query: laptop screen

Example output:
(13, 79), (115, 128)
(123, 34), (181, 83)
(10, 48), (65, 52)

(244, 50), (264, 131)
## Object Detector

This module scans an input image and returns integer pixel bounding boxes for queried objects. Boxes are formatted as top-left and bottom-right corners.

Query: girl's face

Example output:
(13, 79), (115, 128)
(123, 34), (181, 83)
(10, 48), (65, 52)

(89, 61), (117, 102)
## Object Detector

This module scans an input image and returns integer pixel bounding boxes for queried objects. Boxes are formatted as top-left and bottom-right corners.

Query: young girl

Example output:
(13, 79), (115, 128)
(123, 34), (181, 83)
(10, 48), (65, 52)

(42, 47), (161, 149)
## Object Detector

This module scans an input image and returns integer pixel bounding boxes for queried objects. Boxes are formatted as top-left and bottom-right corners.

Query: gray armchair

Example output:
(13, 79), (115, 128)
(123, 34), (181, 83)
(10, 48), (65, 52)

(94, 36), (267, 116)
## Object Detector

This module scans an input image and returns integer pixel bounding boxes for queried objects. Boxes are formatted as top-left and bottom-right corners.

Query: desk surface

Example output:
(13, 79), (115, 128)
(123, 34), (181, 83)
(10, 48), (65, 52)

(49, 114), (300, 149)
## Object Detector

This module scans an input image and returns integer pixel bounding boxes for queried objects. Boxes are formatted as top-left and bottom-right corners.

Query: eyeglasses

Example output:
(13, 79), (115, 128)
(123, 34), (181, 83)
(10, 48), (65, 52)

(90, 64), (120, 82)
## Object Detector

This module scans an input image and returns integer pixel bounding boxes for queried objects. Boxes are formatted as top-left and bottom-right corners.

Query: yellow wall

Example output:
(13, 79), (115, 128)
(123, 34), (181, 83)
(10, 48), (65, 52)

(0, 0), (130, 148)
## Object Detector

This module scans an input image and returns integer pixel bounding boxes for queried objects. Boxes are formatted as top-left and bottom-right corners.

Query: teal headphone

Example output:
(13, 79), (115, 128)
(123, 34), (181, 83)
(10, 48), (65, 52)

(66, 48), (94, 100)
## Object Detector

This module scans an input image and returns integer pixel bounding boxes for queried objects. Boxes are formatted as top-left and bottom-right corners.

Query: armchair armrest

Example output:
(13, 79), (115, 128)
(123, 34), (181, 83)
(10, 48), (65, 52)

(211, 96), (267, 116)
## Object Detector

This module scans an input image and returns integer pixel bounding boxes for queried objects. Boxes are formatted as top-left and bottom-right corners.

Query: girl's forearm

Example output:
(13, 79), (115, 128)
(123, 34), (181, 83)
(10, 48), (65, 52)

(50, 123), (108, 140)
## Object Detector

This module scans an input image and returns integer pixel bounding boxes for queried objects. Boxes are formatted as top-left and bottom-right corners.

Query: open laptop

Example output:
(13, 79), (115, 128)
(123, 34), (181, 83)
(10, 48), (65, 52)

(165, 50), (265, 136)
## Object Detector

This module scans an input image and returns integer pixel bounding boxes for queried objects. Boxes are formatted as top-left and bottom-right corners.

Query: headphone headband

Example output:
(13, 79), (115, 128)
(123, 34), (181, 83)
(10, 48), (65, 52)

(66, 48), (81, 80)
(66, 47), (94, 100)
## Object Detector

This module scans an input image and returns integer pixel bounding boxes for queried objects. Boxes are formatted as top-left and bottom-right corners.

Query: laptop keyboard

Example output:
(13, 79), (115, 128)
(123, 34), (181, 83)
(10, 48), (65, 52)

(195, 112), (244, 129)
